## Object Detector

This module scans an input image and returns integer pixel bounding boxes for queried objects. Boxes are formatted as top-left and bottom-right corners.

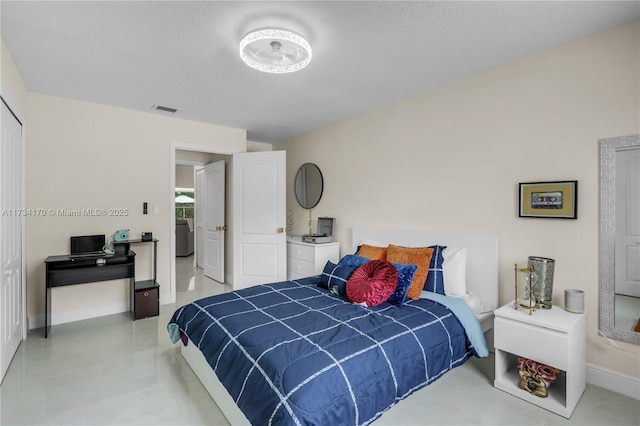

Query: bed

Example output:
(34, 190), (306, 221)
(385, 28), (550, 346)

(168, 227), (499, 425)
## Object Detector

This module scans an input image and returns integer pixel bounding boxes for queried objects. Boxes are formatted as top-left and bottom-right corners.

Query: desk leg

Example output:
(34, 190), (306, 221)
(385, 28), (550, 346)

(130, 276), (136, 321)
(45, 267), (51, 338)
(153, 240), (157, 282)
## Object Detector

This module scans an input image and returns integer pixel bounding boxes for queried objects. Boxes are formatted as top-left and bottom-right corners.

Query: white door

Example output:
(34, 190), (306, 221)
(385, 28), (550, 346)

(1, 98), (24, 383)
(615, 147), (640, 297)
(195, 168), (205, 268)
(203, 161), (226, 282)
(232, 151), (286, 290)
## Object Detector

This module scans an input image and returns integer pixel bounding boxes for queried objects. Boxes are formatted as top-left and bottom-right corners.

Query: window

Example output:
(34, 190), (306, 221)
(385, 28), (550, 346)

(175, 191), (194, 219)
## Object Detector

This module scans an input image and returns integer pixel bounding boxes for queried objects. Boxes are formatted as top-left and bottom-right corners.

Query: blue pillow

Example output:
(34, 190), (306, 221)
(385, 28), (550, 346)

(320, 261), (358, 296)
(424, 245), (447, 295)
(337, 254), (371, 268)
(388, 262), (418, 306)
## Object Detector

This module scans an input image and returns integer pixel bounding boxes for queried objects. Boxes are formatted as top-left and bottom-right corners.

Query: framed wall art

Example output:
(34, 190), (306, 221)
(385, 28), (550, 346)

(519, 181), (578, 219)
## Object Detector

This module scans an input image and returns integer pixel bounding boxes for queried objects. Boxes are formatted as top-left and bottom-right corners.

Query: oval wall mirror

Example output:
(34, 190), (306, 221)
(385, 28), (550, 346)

(295, 163), (323, 209)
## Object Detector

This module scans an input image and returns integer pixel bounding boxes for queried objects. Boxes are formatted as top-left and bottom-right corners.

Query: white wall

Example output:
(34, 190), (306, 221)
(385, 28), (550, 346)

(276, 21), (640, 378)
(176, 149), (219, 165)
(247, 140), (273, 152)
(22, 92), (246, 326)
(175, 165), (195, 189)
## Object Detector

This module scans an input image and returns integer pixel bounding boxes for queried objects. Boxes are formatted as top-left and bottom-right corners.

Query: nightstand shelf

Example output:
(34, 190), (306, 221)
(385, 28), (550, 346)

(493, 302), (585, 418)
(494, 351), (568, 410)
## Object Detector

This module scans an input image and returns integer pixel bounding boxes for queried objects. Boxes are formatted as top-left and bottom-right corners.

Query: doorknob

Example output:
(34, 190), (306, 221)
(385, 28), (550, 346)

(277, 227), (284, 233)
(216, 226), (228, 231)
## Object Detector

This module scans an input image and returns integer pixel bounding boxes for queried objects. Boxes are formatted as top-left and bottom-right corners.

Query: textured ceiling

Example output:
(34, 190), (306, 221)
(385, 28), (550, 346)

(2, 1), (638, 143)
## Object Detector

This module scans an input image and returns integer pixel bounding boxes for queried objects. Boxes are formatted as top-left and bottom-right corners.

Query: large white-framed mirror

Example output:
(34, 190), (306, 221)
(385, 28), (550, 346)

(600, 134), (640, 345)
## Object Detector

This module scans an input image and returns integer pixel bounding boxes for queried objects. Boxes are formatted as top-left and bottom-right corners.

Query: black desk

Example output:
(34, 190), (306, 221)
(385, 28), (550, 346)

(44, 252), (135, 338)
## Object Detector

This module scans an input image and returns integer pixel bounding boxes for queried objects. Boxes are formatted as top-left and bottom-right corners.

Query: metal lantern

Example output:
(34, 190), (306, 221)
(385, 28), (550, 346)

(528, 256), (555, 309)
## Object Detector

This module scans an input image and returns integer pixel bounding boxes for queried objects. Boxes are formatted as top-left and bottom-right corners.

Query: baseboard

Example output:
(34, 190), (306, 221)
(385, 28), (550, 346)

(28, 301), (129, 330)
(29, 295), (175, 330)
(586, 363), (640, 400)
(160, 292), (173, 305)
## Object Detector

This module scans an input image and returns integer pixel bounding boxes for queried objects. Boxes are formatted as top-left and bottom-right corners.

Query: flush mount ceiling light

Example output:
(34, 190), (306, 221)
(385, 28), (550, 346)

(239, 28), (312, 74)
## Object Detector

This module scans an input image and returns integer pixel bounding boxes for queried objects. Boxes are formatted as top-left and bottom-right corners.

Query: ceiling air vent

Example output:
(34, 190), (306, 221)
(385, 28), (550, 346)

(151, 104), (178, 114)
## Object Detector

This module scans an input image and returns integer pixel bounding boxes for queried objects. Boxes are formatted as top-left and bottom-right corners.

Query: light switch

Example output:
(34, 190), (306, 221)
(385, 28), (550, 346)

(153, 206), (160, 216)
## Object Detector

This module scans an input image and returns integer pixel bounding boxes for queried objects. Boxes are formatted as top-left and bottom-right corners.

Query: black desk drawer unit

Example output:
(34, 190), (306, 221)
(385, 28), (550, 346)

(48, 263), (134, 287)
(133, 282), (159, 320)
(115, 239), (160, 321)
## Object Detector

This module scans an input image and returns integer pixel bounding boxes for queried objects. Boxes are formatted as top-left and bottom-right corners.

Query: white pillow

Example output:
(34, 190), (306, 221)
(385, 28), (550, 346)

(463, 292), (495, 314)
(443, 247), (467, 297)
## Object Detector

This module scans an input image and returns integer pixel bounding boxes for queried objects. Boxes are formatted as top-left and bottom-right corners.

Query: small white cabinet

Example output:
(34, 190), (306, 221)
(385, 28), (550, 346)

(493, 302), (586, 418)
(287, 238), (340, 280)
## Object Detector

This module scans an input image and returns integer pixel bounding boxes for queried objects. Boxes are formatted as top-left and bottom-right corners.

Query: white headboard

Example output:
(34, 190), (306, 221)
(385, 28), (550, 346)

(352, 227), (499, 310)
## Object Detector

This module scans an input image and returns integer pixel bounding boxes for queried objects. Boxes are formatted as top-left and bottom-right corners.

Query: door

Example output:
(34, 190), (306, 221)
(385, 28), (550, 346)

(1, 98), (24, 383)
(232, 151), (286, 290)
(195, 168), (204, 268)
(203, 161), (225, 282)
(615, 147), (640, 297)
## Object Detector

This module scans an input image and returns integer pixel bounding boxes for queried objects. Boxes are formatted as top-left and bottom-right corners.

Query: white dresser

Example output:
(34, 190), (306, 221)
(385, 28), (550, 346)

(287, 238), (340, 280)
(493, 302), (586, 418)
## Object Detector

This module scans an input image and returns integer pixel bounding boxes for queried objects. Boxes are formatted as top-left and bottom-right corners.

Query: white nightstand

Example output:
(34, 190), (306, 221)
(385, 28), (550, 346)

(493, 302), (586, 418)
(287, 238), (340, 280)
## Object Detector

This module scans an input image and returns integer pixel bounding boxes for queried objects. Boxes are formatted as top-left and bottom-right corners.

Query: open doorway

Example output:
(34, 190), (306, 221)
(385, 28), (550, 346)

(170, 146), (233, 305)
(170, 144), (285, 303)
(175, 169), (195, 258)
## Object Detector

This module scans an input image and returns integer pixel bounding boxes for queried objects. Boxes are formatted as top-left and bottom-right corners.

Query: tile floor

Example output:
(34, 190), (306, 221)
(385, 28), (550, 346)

(1, 255), (638, 425)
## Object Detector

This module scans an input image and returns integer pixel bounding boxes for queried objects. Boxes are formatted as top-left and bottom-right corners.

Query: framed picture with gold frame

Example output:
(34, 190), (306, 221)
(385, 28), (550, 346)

(519, 181), (578, 219)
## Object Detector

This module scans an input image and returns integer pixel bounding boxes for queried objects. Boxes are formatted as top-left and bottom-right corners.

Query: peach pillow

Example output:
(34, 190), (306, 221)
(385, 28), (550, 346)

(357, 244), (388, 260)
(386, 244), (434, 300)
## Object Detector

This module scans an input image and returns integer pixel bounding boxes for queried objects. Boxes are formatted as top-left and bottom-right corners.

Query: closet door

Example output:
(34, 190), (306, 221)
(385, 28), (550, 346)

(1, 97), (24, 383)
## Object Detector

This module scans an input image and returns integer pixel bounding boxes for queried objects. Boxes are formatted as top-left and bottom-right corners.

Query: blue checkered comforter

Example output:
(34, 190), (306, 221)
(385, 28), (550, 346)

(168, 277), (479, 426)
